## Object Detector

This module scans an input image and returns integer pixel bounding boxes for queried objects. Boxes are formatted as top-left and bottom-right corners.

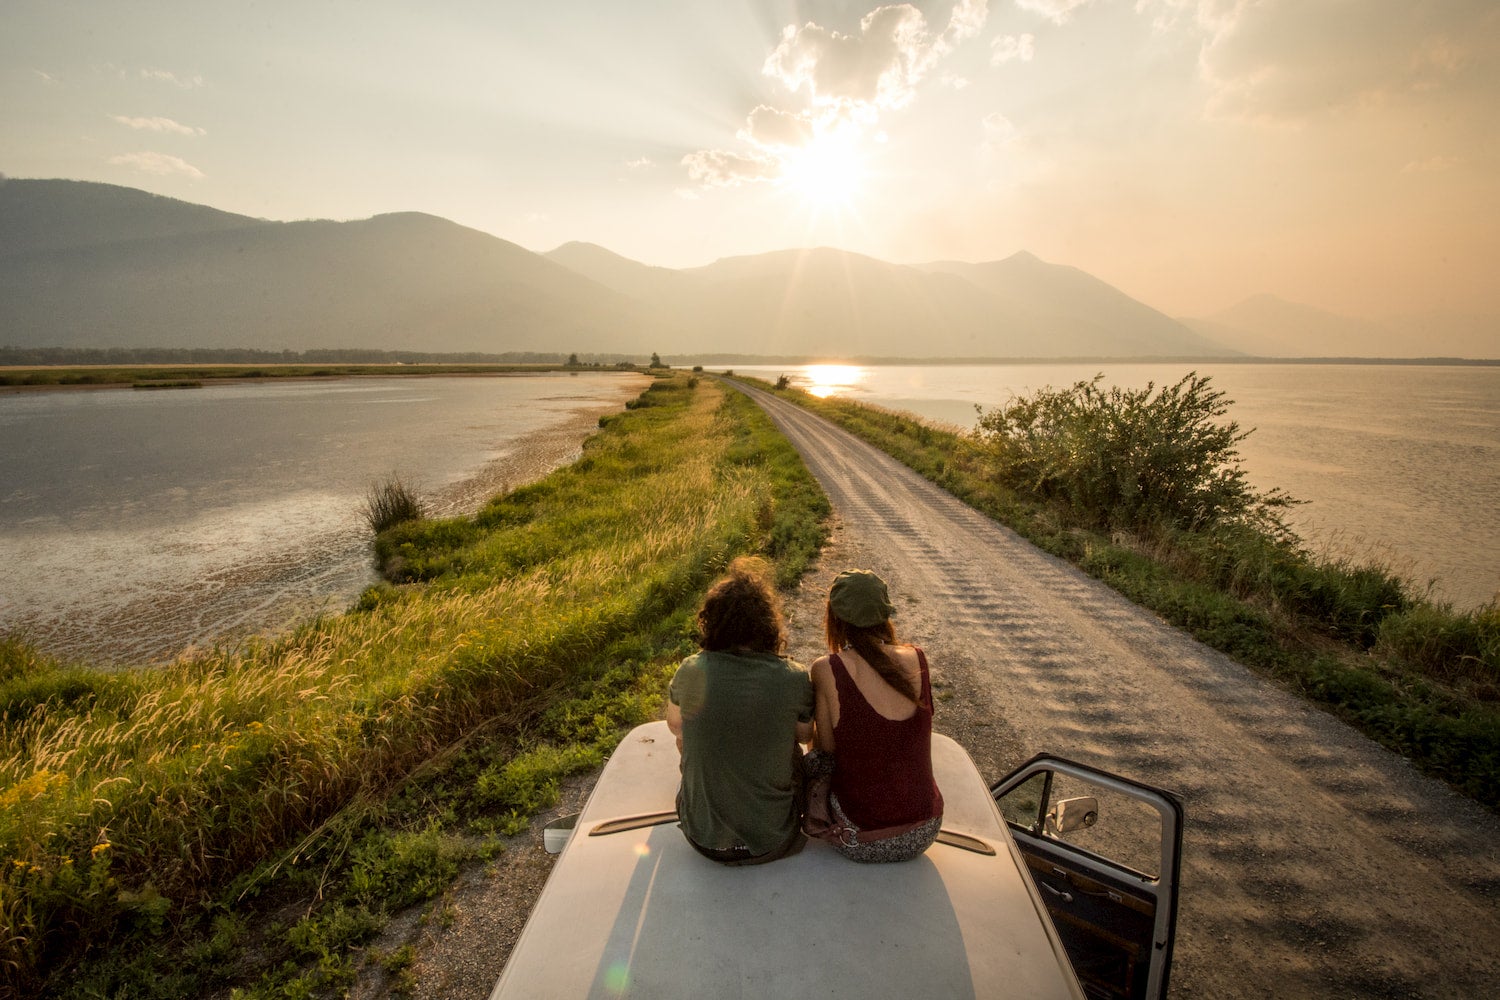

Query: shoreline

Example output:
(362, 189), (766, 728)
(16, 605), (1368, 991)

(0, 365), (632, 394)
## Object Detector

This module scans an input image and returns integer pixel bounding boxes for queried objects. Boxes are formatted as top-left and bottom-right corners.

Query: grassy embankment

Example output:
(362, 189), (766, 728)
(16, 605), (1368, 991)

(0, 374), (828, 998)
(0, 362), (643, 389)
(750, 375), (1499, 809)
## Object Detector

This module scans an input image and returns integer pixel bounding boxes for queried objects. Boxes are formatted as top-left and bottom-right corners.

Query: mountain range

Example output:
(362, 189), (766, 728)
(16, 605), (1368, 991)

(1, 179), (1490, 359)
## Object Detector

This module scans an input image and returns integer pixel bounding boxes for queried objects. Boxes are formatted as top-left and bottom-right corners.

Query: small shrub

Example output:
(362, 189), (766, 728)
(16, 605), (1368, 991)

(474, 744), (599, 814)
(362, 476), (424, 534)
(346, 825), (468, 911)
(973, 373), (1297, 537)
(285, 904), (384, 960)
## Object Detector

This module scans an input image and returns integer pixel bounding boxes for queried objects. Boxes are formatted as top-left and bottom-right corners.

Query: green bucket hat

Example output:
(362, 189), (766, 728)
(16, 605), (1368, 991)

(828, 569), (894, 628)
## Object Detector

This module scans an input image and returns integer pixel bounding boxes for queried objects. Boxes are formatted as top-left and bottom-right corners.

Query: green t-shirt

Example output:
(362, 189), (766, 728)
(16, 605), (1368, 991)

(670, 649), (814, 856)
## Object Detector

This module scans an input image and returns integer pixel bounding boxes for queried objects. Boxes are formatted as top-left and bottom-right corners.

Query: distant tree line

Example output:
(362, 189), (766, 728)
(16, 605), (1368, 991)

(0, 346), (657, 367)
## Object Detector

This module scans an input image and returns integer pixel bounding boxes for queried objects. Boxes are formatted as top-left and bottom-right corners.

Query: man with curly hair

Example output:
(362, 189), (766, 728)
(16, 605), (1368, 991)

(667, 556), (814, 865)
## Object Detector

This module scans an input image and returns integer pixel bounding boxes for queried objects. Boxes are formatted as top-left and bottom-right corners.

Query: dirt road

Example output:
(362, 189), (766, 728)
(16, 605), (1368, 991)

(386, 382), (1499, 1000)
(736, 382), (1500, 999)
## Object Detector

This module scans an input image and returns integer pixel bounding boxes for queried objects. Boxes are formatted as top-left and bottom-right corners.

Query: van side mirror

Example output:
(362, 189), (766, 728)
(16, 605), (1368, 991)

(1045, 796), (1099, 836)
(543, 813), (579, 854)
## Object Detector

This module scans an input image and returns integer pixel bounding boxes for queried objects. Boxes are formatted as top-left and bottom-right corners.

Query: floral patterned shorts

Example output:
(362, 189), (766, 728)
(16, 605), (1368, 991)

(805, 749), (942, 863)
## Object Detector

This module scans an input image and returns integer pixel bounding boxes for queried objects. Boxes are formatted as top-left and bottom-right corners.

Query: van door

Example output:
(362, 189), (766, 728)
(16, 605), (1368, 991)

(991, 755), (1183, 1000)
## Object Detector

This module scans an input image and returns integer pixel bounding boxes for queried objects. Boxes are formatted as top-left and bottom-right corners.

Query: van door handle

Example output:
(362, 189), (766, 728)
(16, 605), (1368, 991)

(1040, 881), (1074, 904)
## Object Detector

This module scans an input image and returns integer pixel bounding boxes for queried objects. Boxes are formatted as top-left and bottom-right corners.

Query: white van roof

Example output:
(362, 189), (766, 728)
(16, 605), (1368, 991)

(492, 721), (1084, 999)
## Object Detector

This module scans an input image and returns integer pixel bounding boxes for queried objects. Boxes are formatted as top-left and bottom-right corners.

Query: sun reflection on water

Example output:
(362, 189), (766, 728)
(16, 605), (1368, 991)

(803, 364), (865, 398)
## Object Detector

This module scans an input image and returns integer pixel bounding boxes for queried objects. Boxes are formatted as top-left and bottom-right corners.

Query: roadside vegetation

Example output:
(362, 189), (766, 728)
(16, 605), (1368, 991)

(0, 374), (829, 998)
(754, 373), (1500, 809)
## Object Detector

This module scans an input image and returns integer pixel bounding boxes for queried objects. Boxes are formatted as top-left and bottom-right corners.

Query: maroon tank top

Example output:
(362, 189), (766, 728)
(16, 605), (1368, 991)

(829, 647), (944, 829)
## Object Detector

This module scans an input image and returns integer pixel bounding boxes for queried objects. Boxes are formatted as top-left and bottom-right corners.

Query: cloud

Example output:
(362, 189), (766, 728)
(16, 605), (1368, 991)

(108, 152), (204, 178)
(1401, 155), (1461, 174)
(983, 111), (1018, 138)
(990, 33), (1036, 64)
(110, 115), (206, 136)
(681, 149), (781, 187)
(981, 111), (1020, 152)
(33, 69), (57, 84)
(139, 68), (204, 88)
(1140, 0), (1499, 120)
(624, 157), (654, 169)
(763, 0), (988, 111)
(1014, 0), (1096, 26)
(740, 106), (817, 149)
(684, 1), (988, 188)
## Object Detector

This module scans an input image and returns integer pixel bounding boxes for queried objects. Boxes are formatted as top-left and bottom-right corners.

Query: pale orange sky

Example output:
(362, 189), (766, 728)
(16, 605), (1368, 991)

(3, 0), (1498, 327)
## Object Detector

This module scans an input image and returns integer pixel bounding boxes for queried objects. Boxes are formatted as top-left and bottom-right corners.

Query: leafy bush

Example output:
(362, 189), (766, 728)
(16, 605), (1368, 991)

(345, 824), (468, 910)
(973, 373), (1296, 537)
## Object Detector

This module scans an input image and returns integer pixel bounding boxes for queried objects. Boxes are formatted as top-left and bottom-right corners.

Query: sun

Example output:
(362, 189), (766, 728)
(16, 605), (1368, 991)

(780, 133), (866, 209)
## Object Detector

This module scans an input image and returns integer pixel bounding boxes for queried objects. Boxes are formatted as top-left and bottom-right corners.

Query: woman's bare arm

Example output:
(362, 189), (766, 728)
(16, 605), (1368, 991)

(810, 656), (838, 752)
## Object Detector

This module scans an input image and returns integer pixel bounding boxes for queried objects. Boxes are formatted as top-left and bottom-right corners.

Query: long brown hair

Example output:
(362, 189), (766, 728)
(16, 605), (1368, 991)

(825, 605), (920, 703)
(698, 556), (787, 654)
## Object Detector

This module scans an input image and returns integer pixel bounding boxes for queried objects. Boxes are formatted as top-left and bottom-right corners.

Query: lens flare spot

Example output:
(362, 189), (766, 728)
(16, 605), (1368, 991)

(604, 963), (631, 992)
(633, 841), (652, 858)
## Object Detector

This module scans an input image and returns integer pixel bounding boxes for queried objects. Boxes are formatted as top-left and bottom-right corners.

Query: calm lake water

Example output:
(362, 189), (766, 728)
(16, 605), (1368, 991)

(736, 363), (1500, 610)
(0, 373), (648, 663)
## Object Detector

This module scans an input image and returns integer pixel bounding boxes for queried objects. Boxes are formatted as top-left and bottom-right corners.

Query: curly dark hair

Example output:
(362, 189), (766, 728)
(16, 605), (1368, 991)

(697, 556), (786, 654)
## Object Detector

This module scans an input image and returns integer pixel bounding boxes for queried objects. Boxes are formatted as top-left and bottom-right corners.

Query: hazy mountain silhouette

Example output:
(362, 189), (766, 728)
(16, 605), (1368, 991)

(544, 241), (689, 302)
(917, 254), (1226, 357)
(545, 242), (1235, 358)
(1184, 295), (1401, 358)
(0, 178), (264, 254)
(1, 180), (645, 353)
(3, 178), (1243, 358)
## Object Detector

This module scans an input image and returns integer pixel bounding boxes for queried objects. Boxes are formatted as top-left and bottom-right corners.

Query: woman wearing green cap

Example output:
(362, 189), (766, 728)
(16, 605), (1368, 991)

(806, 568), (943, 862)
(666, 556), (815, 865)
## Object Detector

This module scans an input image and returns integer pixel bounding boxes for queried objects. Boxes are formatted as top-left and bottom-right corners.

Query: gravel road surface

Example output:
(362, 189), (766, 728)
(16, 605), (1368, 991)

(377, 381), (1499, 999)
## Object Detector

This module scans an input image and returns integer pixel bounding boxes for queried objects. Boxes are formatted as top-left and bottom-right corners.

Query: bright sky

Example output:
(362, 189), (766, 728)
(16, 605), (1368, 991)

(3, 0), (1497, 322)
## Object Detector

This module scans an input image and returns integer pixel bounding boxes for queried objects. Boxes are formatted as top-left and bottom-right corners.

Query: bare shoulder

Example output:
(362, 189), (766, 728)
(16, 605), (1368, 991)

(809, 654), (834, 684)
(889, 643), (925, 668)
